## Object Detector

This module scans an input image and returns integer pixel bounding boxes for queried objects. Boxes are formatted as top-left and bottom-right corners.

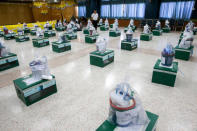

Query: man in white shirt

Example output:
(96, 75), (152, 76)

(91, 10), (99, 30)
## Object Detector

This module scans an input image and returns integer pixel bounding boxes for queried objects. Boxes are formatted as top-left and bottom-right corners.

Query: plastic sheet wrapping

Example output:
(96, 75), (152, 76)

(114, 19), (119, 27)
(129, 19), (134, 27)
(105, 19), (109, 27)
(161, 43), (175, 66)
(186, 21), (194, 31)
(125, 27), (133, 42)
(143, 24), (150, 34)
(87, 19), (92, 29)
(96, 36), (107, 53)
(0, 39), (10, 57)
(165, 20), (170, 28)
(99, 19), (103, 25)
(58, 32), (67, 43)
(107, 82), (150, 131)
(44, 21), (50, 31)
(155, 20), (161, 30)
(179, 29), (194, 49)
(36, 27), (43, 38)
(17, 28), (24, 36)
(67, 23), (73, 33)
(24, 56), (52, 85)
(34, 24), (39, 30)
(23, 23), (27, 29)
(89, 26), (96, 36)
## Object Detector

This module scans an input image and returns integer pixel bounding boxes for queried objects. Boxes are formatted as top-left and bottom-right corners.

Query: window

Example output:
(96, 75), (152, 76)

(111, 4), (124, 18)
(160, 1), (194, 19)
(78, 6), (86, 17)
(100, 2), (146, 18)
(101, 5), (110, 17)
(124, 3), (146, 18)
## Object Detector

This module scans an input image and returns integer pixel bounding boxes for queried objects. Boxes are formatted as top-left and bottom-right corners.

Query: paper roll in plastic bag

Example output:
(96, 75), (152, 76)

(179, 29), (193, 49)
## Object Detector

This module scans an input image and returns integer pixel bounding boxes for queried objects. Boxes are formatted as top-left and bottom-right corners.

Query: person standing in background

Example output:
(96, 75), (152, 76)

(91, 10), (99, 30)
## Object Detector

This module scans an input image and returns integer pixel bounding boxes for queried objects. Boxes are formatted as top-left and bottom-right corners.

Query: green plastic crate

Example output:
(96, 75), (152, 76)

(83, 29), (89, 34)
(44, 30), (56, 37)
(109, 30), (121, 37)
(121, 39), (138, 51)
(23, 28), (30, 34)
(52, 41), (71, 53)
(152, 29), (163, 36)
(90, 50), (114, 67)
(175, 45), (194, 61)
(0, 31), (4, 37)
(55, 26), (65, 31)
(64, 33), (77, 40)
(15, 35), (30, 42)
(152, 59), (178, 87)
(96, 111), (159, 131)
(100, 26), (109, 31)
(140, 33), (152, 41)
(32, 38), (50, 48)
(85, 34), (99, 43)
(4, 33), (16, 40)
(30, 30), (36, 36)
(0, 53), (19, 72)
(13, 75), (57, 106)
(124, 26), (136, 33)
(162, 27), (170, 33)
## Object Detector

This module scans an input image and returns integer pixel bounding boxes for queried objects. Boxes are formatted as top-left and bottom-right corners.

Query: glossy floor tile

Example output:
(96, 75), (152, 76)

(0, 28), (197, 131)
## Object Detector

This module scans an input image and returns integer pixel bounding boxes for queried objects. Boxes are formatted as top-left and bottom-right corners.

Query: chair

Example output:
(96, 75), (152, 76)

(175, 20), (184, 31)
(169, 19), (176, 31)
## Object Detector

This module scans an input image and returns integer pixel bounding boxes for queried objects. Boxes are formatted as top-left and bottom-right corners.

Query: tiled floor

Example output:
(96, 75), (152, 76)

(0, 28), (197, 131)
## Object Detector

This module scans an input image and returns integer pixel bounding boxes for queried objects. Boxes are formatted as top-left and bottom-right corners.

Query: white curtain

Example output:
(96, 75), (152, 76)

(101, 4), (110, 17)
(124, 3), (146, 18)
(111, 4), (124, 18)
(160, 1), (194, 19)
(78, 6), (86, 17)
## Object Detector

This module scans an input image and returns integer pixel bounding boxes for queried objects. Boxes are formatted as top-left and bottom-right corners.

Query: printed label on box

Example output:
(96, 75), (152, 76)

(43, 79), (56, 89)
(0, 59), (7, 65)
(7, 56), (17, 62)
(58, 44), (64, 48)
(24, 86), (41, 97)
(109, 52), (114, 58)
(103, 55), (108, 61)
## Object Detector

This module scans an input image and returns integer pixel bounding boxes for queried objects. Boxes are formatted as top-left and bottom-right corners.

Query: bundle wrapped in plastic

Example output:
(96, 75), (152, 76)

(165, 20), (170, 28)
(155, 20), (161, 30)
(143, 24), (150, 34)
(23, 23), (27, 29)
(67, 23), (73, 33)
(187, 21), (194, 31)
(3, 26), (9, 34)
(161, 44), (175, 66)
(113, 21), (119, 31)
(96, 36), (107, 53)
(108, 82), (150, 131)
(89, 25), (96, 36)
(125, 27), (133, 42)
(0, 39), (10, 57)
(34, 24), (39, 30)
(58, 32), (67, 43)
(58, 20), (63, 27)
(36, 27), (43, 38)
(105, 19), (109, 27)
(28, 56), (52, 82)
(76, 18), (79, 24)
(70, 20), (75, 28)
(129, 19), (134, 27)
(87, 19), (92, 29)
(99, 19), (103, 25)
(17, 28), (24, 36)
(44, 21), (50, 31)
(179, 28), (194, 49)
(114, 19), (119, 27)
